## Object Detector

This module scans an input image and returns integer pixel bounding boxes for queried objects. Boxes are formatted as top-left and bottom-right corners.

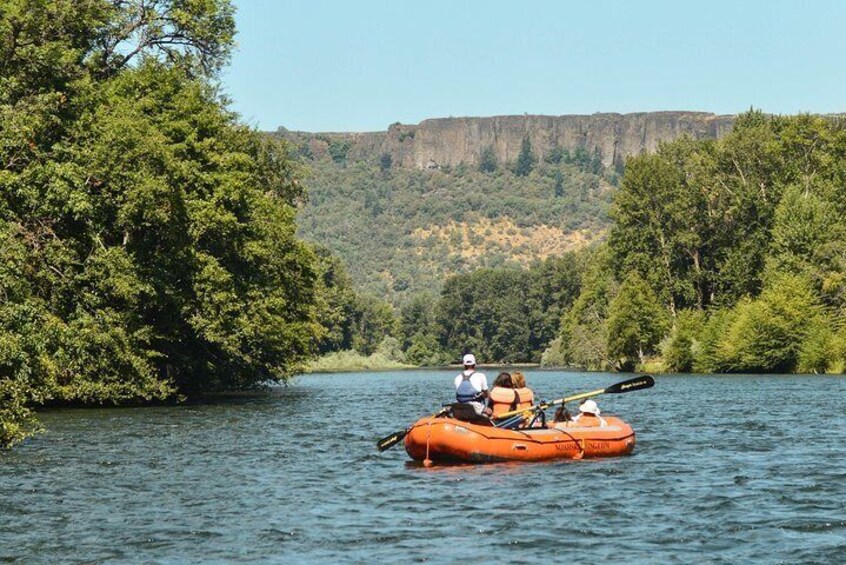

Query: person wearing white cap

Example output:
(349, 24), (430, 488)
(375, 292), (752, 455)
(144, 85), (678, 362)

(453, 353), (490, 416)
(572, 399), (607, 427)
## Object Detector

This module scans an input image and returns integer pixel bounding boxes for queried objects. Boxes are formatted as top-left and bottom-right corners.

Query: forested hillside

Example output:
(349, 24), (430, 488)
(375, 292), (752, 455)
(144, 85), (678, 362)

(289, 138), (614, 304)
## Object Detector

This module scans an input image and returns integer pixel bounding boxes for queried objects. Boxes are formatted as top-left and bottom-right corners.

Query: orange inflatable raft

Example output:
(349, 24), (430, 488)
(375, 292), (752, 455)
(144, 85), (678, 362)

(404, 415), (636, 464)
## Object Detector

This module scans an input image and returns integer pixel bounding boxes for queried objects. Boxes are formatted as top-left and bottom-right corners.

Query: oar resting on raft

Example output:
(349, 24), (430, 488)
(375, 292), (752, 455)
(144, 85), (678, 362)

(493, 374), (655, 428)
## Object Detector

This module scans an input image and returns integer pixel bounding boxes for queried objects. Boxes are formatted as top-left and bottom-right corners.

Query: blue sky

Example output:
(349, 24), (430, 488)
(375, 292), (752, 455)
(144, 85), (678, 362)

(223, 0), (846, 132)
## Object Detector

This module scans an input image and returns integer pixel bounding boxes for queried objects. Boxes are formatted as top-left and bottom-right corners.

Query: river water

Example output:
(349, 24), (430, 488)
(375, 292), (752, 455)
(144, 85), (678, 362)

(1, 371), (845, 563)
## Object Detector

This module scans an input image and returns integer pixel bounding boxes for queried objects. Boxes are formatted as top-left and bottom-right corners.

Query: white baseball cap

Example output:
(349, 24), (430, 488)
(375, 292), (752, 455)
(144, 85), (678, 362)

(579, 399), (600, 415)
(462, 353), (476, 366)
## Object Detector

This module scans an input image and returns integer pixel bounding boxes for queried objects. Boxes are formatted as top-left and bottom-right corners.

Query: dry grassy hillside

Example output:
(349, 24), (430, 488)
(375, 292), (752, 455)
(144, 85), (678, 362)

(294, 154), (613, 304)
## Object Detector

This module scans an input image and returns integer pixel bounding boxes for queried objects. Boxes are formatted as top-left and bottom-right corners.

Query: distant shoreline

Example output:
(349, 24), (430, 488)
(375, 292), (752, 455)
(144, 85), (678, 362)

(301, 363), (618, 375)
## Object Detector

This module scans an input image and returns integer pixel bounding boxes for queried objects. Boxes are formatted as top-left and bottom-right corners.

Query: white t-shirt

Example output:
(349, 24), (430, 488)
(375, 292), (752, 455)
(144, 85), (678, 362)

(454, 369), (488, 394)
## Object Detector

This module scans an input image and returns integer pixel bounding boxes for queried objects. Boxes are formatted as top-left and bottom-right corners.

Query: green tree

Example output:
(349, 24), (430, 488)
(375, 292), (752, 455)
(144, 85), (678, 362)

(374, 336), (405, 364)
(573, 146), (591, 168)
(435, 269), (533, 363)
(610, 141), (717, 314)
(404, 333), (446, 366)
(0, 379), (41, 448)
(545, 144), (567, 165)
(558, 245), (616, 369)
(590, 147), (603, 174)
(769, 183), (846, 307)
(606, 272), (669, 369)
(479, 145), (498, 173)
(526, 254), (582, 356)
(797, 325), (836, 374)
(312, 246), (358, 354)
(514, 135), (535, 177)
(351, 295), (397, 356)
(379, 152), (392, 171)
(399, 294), (437, 346)
(328, 139), (351, 163)
(397, 263), (579, 364)
(540, 336), (568, 367)
(553, 169), (565, 198)
(397, 293), (447, 365)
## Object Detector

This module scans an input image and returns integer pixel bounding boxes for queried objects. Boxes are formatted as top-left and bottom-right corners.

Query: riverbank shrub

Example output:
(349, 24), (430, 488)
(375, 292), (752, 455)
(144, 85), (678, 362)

(697, 274), (824, 373)
(796, 325), (836, 374)
(662, 310), (706, 373)
(305, 348), (413, 373)
(0, 380), (40, 448)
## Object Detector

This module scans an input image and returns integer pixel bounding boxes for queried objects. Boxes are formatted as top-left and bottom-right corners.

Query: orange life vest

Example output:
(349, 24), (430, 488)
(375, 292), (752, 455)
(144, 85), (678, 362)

(571, 413), (607, 427)
(489, 387), (534, 417)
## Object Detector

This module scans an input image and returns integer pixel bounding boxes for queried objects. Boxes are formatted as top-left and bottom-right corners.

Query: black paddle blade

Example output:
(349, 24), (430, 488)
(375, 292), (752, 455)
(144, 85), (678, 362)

(376, 429), (408, 452)
(605, 375), (655, 394)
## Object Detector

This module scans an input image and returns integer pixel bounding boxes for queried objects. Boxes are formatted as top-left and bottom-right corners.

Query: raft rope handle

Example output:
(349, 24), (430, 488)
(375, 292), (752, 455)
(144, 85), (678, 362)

(423, 421), (433, 467)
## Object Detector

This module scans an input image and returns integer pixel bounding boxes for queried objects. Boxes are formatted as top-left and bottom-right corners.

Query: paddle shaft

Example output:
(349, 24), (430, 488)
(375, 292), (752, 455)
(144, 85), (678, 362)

(493, 375), (654, 421)
(376, 428), (410, 452)
(377, 407), (449, 452)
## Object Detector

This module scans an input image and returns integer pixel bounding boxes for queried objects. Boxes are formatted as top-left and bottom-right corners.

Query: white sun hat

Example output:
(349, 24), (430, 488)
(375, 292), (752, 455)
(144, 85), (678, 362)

(462, 353), (476, 366)
(579, 399), (600, 415)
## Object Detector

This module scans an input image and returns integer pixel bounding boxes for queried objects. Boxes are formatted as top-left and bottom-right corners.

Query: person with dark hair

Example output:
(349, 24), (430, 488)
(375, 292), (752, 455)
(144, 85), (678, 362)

(491, 372), (513, 389)
(488, 371), (535, 418)
(553, 404), (573, 423)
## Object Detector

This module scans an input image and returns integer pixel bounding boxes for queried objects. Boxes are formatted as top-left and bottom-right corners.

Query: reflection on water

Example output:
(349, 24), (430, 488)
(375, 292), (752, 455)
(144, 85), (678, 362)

(1, 371), (845, 563)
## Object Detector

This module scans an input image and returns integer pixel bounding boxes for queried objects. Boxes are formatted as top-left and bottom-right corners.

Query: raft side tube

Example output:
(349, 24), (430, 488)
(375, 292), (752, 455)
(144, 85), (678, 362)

(404, 416), (636, 464)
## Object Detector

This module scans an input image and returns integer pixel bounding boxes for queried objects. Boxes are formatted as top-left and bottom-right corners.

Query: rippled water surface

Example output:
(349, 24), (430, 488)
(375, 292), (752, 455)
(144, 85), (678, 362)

(2, 371), (845, 563)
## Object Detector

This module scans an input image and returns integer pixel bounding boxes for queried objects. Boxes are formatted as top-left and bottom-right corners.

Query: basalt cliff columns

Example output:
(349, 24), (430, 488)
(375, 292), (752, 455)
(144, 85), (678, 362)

(278, 111), (736, 169)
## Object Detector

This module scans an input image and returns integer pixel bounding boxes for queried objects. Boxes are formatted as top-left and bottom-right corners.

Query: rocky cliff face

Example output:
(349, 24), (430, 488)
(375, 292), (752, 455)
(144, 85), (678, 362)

(277, 111), (736, 169)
